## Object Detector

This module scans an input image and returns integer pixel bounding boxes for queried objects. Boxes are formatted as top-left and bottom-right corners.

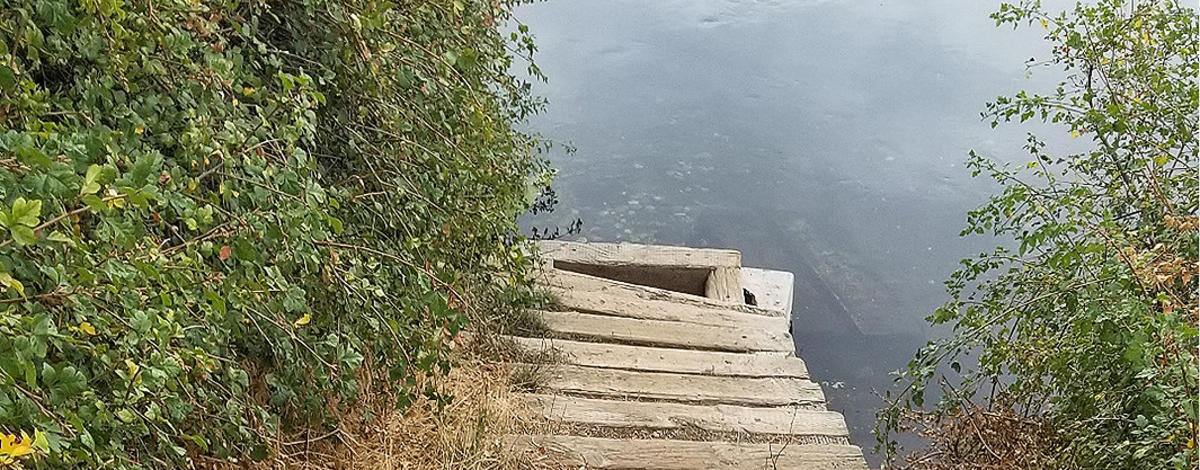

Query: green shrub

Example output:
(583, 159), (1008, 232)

(878, 1), (1198, 469)
(0, 0), (549, 466)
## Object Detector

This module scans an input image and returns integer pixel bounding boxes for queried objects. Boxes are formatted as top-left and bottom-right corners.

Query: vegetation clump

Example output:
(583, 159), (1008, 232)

(0, 0), (550, 466)
(879, 1), (1198, 469)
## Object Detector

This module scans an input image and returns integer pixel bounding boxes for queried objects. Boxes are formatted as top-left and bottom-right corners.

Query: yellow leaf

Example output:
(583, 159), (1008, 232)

(0, 431), (35, 460)
(125, 359), (140, 378)
(1039, 18), (1048, 29)
(1071, 129), (1080, 139)
(106, 189), (124, 209)
(293, 313), (311, 327)
(0, 273), (24, 298)
(79, 321), (96, 336)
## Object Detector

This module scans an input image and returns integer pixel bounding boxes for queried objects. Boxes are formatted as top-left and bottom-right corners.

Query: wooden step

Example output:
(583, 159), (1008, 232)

(511, 336), (809, 378)
(522, 394), (849, 437)
(538, 240), (744, 301)
(531, 364), (825, 407)
(537, 310), (794, 354)
(545, 274), (789, 329)
(509, 435), (870, 470)
(542, 269), (786, 319)
(741, 267), (795, 315)
(538, 240), (742, 269)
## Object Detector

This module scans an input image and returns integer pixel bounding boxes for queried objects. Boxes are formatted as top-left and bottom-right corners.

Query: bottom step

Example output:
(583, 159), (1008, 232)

(510, 435), (869, 470)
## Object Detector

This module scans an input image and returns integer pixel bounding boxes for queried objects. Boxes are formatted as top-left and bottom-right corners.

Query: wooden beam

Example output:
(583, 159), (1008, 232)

(535, 310), (794, 354)
(510, 337), (809, 378)
(508, 435), (869, 470)
(537, 240), (741, 269)
(705, 266), (743, 303)
(529, 364), (825, 407)
(543, 269), (785, 318)
(537, 240), (743, 300)
(522, 394), (848, 437)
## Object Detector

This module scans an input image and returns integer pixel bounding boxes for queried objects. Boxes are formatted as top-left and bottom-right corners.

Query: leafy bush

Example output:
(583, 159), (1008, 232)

(878, 1), (1197, 469)
(0, 0), (549, 466)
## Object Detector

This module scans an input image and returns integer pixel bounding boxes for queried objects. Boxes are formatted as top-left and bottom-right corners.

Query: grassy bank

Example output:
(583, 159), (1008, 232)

(0, 0), (553, 467)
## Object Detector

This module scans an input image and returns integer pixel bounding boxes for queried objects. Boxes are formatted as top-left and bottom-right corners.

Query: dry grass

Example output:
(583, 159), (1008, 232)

(197, 287), (562, 470)
(204, 348), (550, 469)
(894, 400), (1075, 470)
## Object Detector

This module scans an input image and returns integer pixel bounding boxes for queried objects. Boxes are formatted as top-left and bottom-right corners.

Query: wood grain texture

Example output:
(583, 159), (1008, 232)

(509, 242), (867, 468)
(511, 336), (809, 378)
(537, 240), (741, 269)
(509, 435), (869, 470)
(531, 364), (825, 407)
(705, 266), (743, 303)
(537, 310), (794, 353)
(543, 269), (787, 320)
(522, 393), (849, 437)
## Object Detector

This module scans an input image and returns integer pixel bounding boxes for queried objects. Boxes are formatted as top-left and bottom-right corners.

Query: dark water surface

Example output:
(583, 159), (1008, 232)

(515, 0), (1069, 464)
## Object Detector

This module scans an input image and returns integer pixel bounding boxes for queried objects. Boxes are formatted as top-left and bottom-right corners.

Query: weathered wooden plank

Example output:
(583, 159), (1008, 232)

(537, 240), (742, 298)
(522, 394), (849, 437)
(537, 240), (741, 269)
(531, 364), (825, 407)
(543, 270), (788, 323)
(705, 266), (743, 303)
(509, 435), (869, 470)
(741, 267), (795, 315)
(511, 336), (809, 378)
(537, 310), (794, 354)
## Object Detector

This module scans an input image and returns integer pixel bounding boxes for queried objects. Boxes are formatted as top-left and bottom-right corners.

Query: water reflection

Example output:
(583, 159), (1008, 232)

(516, 0), (1070, 463)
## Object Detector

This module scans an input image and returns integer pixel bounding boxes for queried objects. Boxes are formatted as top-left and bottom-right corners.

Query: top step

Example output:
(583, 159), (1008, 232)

(536, 240), (794, 316)
(537, 240), (744, 303)
(538, 240), (742, 269)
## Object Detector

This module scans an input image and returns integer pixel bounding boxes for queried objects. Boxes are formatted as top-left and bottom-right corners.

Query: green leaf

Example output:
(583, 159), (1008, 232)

(0, 66), (15, 92)
(9, 225), (36, 245)
(81, 194), (106, 211)
(129, 153), (161, 187)
(282, 286), (307, 313)
(31, 430), (49, 452)
(46, 230), (74, 246)
(43, 364), (86, 404)
(116, 409), (137, 423)
(80, 164), (103, 195)
(10, 197), (42, 227)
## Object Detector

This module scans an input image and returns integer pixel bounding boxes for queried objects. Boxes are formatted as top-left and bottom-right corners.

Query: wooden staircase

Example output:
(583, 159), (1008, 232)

(507, 241), (869, 470)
